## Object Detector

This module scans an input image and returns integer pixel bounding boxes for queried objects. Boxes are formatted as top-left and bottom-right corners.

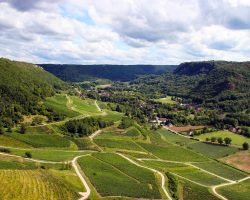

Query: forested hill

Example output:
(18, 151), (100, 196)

(0, 58), (64, 127)
(131, 61), (250, 111)
(40, 64), (177, 82)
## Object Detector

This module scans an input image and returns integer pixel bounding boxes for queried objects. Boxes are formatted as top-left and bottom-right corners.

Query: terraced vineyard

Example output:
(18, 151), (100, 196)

(0, 170), (80, 200)
(1, 93), (249, 200)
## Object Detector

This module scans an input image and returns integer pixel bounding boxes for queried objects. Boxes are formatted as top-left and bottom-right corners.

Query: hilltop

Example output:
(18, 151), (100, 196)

(40, 64), (177, 82)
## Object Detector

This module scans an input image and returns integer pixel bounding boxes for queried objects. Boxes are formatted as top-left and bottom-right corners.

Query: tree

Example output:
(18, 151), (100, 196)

(224, 137), (232, 145)
(242, 142), (249, 150)
(206, 137), (210, 142)
(211, 137), (216, 143)
(217, 137), (223, 145)
(25, 152), (32, 158)
(20, 123), (27, 134)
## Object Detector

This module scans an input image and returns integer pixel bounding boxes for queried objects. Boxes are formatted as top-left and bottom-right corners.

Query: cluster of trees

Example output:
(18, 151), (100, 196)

(64, 117), (113, 137)
(206, 137), (232, 145)
(118, 117), (134, 129)
(0, 58), (64, 127)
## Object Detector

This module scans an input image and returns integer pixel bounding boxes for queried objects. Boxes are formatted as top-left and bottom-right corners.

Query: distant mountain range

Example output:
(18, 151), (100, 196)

(39, 64), (177, 82)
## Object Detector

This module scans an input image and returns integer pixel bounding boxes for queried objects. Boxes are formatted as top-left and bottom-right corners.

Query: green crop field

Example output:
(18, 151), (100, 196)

(45, 94), (80, 118)
(0, 170), (79, 200)
(94, 138), (145, 151)
(138, 143), (208, 162)
(0, 135), (32, 148)
(187, 142), (238, 158)
(195, 130), (250, 147)
(193, 161), (248, 181)
(65, 136), (99, 150)
(93, 153), (158, 184)
(158, 129), (196, 145)
(182, 180), (219, 200)
(8, 133), (72, 148)
(10, 148), (91, 161)
(218, 179), (250, 200)
(78, 155), (161, 198)
(125, 127), (141, 137)
(142, 160), (225, 186)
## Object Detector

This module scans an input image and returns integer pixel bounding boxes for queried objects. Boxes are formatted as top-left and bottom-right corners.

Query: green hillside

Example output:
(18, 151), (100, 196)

(0, 58), (65, 127)
(40, 64), (176, 81)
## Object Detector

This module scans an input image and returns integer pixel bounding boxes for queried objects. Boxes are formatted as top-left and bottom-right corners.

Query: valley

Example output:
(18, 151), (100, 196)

(0, 58), (249, 200)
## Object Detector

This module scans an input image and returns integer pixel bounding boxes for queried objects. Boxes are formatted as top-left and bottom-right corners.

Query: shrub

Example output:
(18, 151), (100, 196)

(217, 137), (223, 145)
(166, 172), (179, 200)
(242, 142), (249, 150)
(0, 148), (11, 153)
(25, 152), (32, 158)
(20, 124), (27, 134)
(224, 137), (232, 145)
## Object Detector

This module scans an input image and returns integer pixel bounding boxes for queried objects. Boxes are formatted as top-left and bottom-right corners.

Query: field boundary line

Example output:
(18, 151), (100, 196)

(117, 153), (173, 200)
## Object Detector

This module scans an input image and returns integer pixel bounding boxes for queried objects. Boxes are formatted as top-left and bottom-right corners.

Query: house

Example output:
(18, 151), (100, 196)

(99, 91), (110, 97)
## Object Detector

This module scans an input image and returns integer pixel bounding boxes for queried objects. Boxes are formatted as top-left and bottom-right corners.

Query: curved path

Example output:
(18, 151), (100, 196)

(0, 152), (91, 200)
(212, 176), (250, 200)
(72, 155), (91, 200)
(117, 153), (173, 200)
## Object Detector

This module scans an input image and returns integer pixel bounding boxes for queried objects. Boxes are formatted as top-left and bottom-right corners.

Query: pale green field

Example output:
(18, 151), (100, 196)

(0, 170), (80, 200)
(195, 130), (250, 147)
(155, 96), (176, 104)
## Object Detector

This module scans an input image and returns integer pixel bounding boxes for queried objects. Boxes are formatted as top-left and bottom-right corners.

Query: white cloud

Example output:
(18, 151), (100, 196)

(0, 0), (250, 64)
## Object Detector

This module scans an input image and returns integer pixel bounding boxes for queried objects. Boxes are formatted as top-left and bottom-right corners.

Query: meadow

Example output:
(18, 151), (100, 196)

(0, 170), (79, 200)
(78, 155), (161, 199)
(44, 94), (80, 118)
(195, 130), (250, 147)
(0, 135), (32, 148)
(154, 96), (176, 104)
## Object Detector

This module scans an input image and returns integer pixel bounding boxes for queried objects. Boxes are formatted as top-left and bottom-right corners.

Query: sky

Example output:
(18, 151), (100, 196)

(0, 0), (250, 64)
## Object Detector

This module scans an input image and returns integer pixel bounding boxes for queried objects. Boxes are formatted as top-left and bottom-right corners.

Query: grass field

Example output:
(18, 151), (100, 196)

(101, 110), (123, 122)
(0, 135), (32, 148)
(142, 160), (225, 186)
(26, 126), (55, 135)
(10, 148), (91, 161)
(193, 161), (248, 181)
(70, 96), (101, 115)
(125, 127), (141, 137)
(8, 133), (72, 148)
(138, 143), (208, 162)
(44, 94), (80, 118)
(187, 142), (238, 158)
(78, 155), (161, 198)
(195, 130), (250, 147)
(155, 96), (176, 104)
(0, 170), (79, 200)
(218, 179), (250, 200)
(158, 129), (196, 145)
(94, 138), (145, 151)
(65, 136), (99, 151)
